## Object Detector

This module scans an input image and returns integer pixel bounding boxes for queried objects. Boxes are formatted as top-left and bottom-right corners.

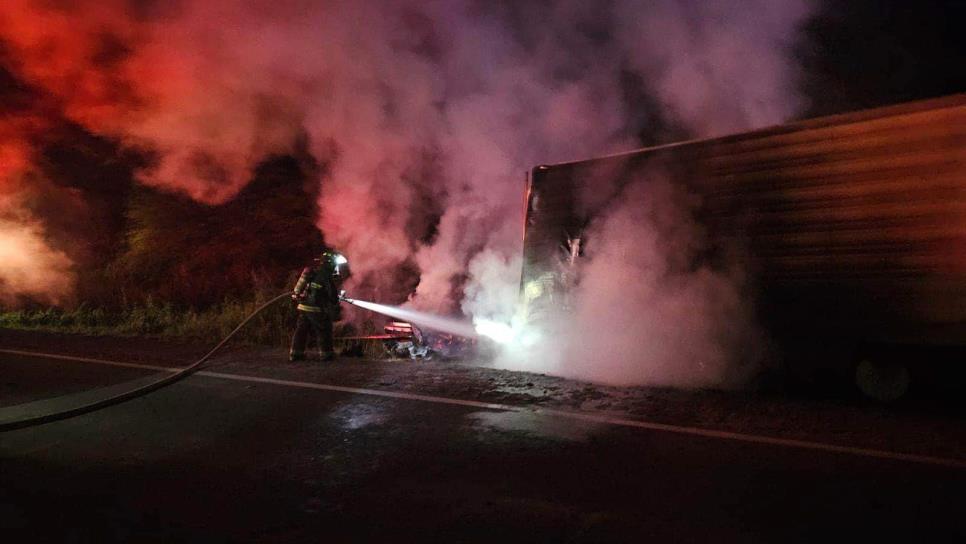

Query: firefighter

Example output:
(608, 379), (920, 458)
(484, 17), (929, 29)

(289, 250), (347, 362)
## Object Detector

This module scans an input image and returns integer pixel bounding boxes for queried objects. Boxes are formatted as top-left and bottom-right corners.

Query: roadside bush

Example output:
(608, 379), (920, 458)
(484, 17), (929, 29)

(0, 288), (297, 348)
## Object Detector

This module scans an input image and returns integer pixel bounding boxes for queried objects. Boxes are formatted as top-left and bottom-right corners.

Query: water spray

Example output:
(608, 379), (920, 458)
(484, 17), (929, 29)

(342, 296), (539, 348)
(342, 297), (479, 338)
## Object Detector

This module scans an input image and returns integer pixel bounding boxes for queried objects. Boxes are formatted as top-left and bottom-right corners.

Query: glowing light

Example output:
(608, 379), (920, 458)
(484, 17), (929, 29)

(0, 218), (73, 304)
(334, 254), (348, 265)
(473, 317), (542, 347)
(474, 319), (515, 344)
(523, 280), (543, 301)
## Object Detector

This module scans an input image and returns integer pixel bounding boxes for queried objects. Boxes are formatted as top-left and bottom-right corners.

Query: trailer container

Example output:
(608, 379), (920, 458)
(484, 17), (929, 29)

(520, 95), (966, 393)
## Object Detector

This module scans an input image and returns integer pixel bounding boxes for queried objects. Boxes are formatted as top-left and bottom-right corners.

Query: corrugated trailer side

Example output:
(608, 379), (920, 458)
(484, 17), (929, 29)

(522, 94), (966, 347)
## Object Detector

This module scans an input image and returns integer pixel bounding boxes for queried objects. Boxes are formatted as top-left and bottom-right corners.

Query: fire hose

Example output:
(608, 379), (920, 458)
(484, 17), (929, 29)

(0, 292), (293, 433)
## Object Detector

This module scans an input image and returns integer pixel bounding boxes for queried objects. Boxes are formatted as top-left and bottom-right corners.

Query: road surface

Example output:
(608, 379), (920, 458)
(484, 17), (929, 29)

(1, 330), (965, 542)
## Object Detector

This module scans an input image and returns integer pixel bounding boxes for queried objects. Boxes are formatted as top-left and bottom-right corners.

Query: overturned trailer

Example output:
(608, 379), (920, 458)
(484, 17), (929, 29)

(521, 95), (966, 392)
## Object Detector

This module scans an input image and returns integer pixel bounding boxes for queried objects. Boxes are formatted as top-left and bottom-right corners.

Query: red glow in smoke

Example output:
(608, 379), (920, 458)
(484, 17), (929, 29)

(0, 0), (812, 383)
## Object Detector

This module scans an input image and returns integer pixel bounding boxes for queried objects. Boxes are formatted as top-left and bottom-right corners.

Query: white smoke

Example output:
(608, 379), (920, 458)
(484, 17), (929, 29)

(496, 175), (763, 388)
(613, 0), (811, 135)
(455, 1), (809, 387)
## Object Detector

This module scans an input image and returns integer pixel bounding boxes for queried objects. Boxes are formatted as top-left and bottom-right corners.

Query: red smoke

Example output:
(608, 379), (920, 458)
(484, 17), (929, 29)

(1, 1), (810, 385)
(1, 1), (306, 203)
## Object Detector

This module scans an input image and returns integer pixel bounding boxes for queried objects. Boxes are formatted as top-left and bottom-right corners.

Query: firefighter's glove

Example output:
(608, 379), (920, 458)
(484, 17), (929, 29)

(338, 289), (347, 302)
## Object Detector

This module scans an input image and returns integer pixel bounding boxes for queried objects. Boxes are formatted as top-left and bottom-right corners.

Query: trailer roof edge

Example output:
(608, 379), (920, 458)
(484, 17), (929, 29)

(540, 93), (966, 170)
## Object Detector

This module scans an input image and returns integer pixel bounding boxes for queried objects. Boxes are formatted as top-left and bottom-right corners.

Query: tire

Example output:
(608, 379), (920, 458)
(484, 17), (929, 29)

(855, 359), (910, 402)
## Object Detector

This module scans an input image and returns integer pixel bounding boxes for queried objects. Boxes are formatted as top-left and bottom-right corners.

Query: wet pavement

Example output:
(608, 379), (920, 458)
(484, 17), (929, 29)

(1, 329), (965, 542)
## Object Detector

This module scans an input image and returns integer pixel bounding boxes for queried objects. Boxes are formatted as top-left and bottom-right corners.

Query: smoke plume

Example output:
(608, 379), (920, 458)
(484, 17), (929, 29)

(0, 0), (810, 385)
(499, 174), (763, 388)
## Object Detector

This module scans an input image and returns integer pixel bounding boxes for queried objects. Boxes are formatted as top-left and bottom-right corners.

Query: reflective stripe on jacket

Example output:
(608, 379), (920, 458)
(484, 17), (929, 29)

(292, 266), (336, 313)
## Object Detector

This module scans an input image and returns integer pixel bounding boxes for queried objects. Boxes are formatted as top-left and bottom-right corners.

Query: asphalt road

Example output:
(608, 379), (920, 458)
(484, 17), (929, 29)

(2, 336), (965, 542)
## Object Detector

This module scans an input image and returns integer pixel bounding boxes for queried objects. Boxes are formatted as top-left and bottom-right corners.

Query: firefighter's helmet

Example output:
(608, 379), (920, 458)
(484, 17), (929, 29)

(319, 250), (349, 276)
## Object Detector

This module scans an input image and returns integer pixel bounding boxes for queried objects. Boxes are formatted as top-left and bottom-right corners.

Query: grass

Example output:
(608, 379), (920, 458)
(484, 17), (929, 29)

(0, 291), (389, 358)
(0, 286), (310, 346)
(0, 294), (293, 346)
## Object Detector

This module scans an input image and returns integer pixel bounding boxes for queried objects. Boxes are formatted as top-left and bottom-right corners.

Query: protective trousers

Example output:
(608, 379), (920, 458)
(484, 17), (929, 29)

(290, 310), (334, 360)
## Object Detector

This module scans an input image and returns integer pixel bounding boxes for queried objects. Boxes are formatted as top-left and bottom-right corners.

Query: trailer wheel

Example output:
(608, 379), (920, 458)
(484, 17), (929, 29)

(855, 359), (910, 402)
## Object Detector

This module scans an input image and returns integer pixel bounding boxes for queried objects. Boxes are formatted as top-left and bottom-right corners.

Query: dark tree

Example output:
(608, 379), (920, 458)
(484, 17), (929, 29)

(111, 154), (325, 307)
